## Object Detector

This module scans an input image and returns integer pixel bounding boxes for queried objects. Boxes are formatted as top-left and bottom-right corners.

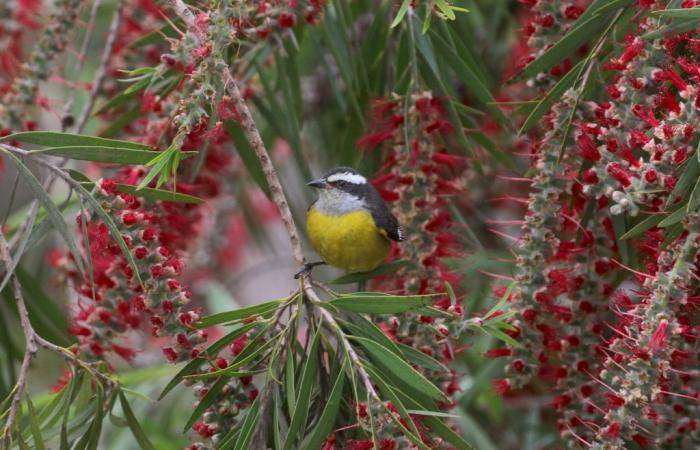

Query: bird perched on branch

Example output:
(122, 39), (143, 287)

(300, 167), (403, 278)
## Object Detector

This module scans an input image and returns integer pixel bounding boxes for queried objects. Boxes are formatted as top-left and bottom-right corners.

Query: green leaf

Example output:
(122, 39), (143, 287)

(228, 395), (261, 450)
(658, 207), (687, 227)
(397, 343), (449, 372)
(520, 59), (586, 132)
(481, 324), (522, 348)
(653, 8), (700, 18)
(422, 415), (474, 449)
(158, 321), (262, 399)
(283, 327), (321, 450)
(285, 349), (297, 419)
(184, 377), (228, 431)
(32, 146), (162, 165)
(302, 363), (346, 450)
(113, 184), (204, 204)
(435, 0), (456, 20)
(0, 150), (86, 280)
(351, 336), (446, 400)
(26, 395), (46, 450)
(340, 315), (403, 358)
(73, 387), (104, 450)
(273, 394), (283, 450)
(485, 281), (514, 320)
(413, 306), (454, 318)
(121, 67), (158, 77)
(422, 10), (432, 33)
(321, 293), (439, 314)
(431, 22), (510, 127)
(195, 299), (282, 328)
(362, 365), (425, 444)
(0, 132), (151, 150)
(187, 340), (273, 379)
(667, 156), (700, 206)
(687, 173), (700, 213)
(330, 260), (408, 284)
(620, 214), (665, 240)
(118, 390), (156, 450)
(406, 409), (459, 418)
(391, 0), (412, 28)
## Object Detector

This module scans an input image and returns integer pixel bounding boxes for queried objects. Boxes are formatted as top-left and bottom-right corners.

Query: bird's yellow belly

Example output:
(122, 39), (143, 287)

(307, 208), (390, 273)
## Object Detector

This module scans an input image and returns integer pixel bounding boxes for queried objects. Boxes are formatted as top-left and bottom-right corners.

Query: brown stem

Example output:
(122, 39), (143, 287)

(0, 230), (37, 446)
(75, 0), (124, 133)
(61, 0), (104, 129)
(307, 284), (380, 401)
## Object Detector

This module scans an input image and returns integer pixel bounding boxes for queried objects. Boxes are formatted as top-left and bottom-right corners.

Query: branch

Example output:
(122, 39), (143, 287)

(307, 285), (380, 401)
(167, 0), (306, 268)
(61, 0), (104, 130)
(75, 0), (124, 133)
(0, 231), (37, 446)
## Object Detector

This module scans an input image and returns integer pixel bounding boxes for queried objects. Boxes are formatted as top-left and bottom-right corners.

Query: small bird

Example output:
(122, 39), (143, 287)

(302, 167), (403, 276)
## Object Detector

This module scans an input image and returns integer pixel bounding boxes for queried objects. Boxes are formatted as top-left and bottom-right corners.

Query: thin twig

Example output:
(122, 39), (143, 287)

(0, 230), (37, 447)
(307, 284), (379, 401)
(75, 0), (124, 132)
(61, 0), (104, 129)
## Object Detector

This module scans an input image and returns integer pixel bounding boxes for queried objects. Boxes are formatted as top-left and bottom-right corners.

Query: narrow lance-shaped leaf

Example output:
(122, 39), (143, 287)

(31, 147), (174, 165)
(362, 365), (427, 447)
(282, 326), (321, 450)
(184, 377), (229, 432)
(118, 390), (156, 450)
(391, 0), (412, 28)
(195, 299), (283, 328)
(25, 395), (47, 450)
(351, 336), (446, 401)
(302, 362), (347, 450)
(653, 8), (700, 18)
(321, 293), (439, 314)
(0, 132), (151, 150)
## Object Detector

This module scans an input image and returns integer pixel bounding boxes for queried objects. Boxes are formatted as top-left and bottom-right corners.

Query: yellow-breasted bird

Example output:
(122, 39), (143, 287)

(301, 167), (403, 277)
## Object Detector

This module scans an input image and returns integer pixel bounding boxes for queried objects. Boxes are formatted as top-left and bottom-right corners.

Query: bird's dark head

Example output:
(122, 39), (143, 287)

(307, 167), (367, 190)
(307, 167), (372, 214)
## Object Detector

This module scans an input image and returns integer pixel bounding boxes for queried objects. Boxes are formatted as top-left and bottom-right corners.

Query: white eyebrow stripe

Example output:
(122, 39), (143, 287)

(326, 172), (367, 184)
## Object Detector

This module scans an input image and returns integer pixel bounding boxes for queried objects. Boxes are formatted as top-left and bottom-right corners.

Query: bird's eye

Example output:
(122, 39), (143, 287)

(335, 180), (347, 187)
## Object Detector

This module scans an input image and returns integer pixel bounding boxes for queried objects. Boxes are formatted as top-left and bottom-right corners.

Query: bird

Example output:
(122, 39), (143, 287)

(300, 167), (403, 277)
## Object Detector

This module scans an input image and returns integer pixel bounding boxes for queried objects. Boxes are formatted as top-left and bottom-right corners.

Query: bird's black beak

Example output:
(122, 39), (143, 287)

(307, 178), (327, 189)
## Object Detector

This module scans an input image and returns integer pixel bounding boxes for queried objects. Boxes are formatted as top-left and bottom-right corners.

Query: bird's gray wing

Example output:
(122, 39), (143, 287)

(366, 187), (404, 242)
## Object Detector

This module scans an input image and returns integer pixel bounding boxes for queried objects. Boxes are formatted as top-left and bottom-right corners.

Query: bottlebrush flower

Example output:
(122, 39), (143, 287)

(504, 4), (700, 448)
(356, 92), (471, 445)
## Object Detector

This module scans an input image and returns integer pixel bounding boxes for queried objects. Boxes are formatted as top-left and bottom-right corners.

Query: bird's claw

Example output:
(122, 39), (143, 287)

(294, 261), (325, 279)
(294, 263), (313, 280)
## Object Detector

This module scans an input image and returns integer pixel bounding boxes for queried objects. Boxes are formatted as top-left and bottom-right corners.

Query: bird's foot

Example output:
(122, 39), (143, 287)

(294, 261), (326, 279)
